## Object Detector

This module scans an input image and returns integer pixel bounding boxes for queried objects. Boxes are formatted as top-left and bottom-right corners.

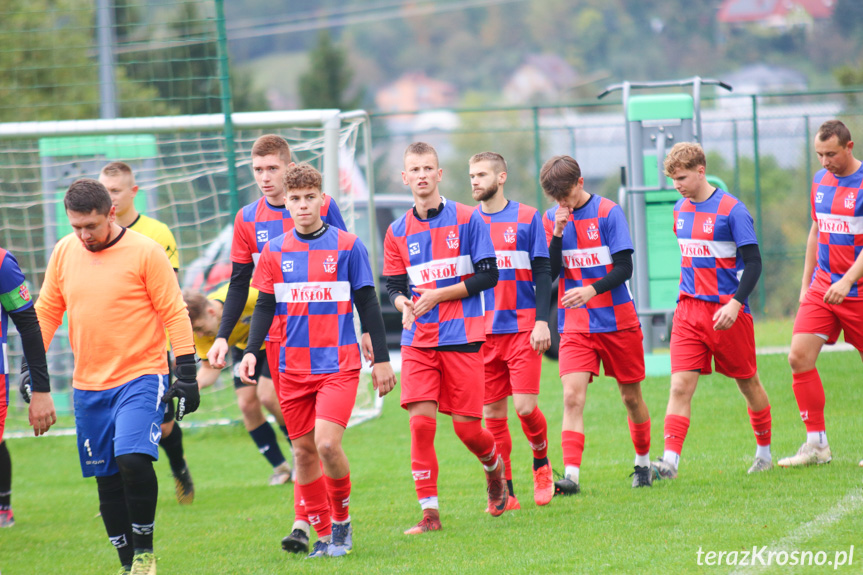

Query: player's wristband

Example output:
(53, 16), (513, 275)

(174, 353), (199, 381)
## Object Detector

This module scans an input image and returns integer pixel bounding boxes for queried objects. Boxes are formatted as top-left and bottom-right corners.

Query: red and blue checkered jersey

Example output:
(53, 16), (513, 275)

(383, 198), (495, 347)
(809, 165), (863, 299)
(673, 188), (758, 310)
(231, 195), (346, 342)
(251, 226), (374, 375)
(1, 248), (34, 388)
(543, 195), (639, 334)
(475, 201), (549, 334)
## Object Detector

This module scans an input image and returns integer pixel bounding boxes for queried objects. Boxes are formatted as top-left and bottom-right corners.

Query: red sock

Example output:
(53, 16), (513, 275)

(452, 419), (496, 464)
(484, 417), (512, 481)
(299, 475), (331, 538)
(663, 414), (690, 455)
(748, 405), (772, 446)
(561, 430), (585, 467)
(294, 482), (308, 523)
(409, 415), (439, 499)
(628, 418), (651, 456)
(518, 406), (549, 460)
(792, 369), (825, 432)
(325, 473), (351, 522)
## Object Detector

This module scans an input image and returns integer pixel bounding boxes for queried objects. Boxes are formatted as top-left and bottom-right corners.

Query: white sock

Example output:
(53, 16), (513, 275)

(419, 496), (439, 511)
(755, 444), (771, 461)
(292, 520), (310, 534)
(333, 516), (351, 525)
(807, 431), (828, 447)
(634, 453), (650, 467)
(663, 450), (680, 469)
(564, 465), (580, 484)
(482, 458), (500, 473)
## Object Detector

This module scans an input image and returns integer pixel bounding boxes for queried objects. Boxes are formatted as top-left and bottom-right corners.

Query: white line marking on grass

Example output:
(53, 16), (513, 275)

(729, 482), (863, 574)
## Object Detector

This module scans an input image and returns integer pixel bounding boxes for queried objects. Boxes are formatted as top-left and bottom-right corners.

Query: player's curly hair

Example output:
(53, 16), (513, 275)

(540, 155), (582, 201)
(283, 163), (322, 192)
(664, 142), (706, 176)
(817, 120), (852, 147)
(182, 289), (210, 323)
(469, 151), (507, 174)
(252, 134), (292, 165)
(65, 178), (113, 215)
(404, 142), (439, 165)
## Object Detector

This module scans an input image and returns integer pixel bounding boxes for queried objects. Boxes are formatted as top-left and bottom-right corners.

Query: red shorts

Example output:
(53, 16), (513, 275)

(670, 297), (757, 379)
(277, 370), (359, 440)
(400, 346), (485, 418)
(483, 332), (542, 404)
(793, 288), (863, 349)
(558, 327), (645, 384)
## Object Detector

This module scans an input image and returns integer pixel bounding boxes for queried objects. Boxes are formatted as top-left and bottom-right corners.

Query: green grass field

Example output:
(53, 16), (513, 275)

(3, 348), (863, 574)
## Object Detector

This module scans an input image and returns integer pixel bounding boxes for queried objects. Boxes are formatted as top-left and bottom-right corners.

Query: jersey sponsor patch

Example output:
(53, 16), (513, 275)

(407, 255), (475, 286)
(562, 246), (612, 269)
(815, 212), (863, 235)
(494, 250), (531, 270)
(274, 281), (352, 303)
(677, 238), (738, 259)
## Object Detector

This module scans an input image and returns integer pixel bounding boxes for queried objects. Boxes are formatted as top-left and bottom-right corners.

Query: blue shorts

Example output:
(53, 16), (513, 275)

(73, 374), (168, 478)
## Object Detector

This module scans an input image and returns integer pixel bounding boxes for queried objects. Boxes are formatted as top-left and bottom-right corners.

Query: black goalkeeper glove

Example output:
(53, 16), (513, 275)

(19, 360), (32, 404)
(162, 354), (200, 421)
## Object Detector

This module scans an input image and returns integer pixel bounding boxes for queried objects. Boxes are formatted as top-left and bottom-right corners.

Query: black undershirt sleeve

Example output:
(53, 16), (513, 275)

(353, 286), (390, 364)
(464, 257), (499, 296)
(244, 291), (276, 357)
(549, 235), (563, 279)
(9, 307), (50, 392)
(590, 250), (634, 295)
(531, 257), (551, 323)
(734, 243), (762, 304)
(386, 274), (410, 306)
(217, 261), (255, 341)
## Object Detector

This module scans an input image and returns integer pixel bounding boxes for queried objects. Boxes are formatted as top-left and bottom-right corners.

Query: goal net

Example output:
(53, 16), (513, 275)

(0, 110), (384, 437)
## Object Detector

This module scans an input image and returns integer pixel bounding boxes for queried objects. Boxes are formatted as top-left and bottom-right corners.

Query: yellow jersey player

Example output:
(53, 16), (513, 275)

(99, 161), (193, 504)
(183, 284), (293, 485)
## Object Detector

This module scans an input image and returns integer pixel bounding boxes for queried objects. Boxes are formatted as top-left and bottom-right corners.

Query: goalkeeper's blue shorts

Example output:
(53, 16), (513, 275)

(73, 373), (168, 477)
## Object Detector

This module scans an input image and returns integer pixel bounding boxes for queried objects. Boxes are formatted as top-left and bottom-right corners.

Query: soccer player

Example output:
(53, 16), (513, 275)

(539, 155), (653, 492)
(651, 142), (773, 480)
(206, 134), (348, 552)
(470, 152), (554, 509)
(1, 247), (53, 528)
(27, 178), (200, 574)
(238, 163), (396, 558)
(779, 120), (863, 468)
(384, 142), (507, 534)
(99, 162), (194, 504)
(183, 285), (293, 484)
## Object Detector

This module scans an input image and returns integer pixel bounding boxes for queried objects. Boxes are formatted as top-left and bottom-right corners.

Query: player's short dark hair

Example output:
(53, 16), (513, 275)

(182, 289), (211, 323)
(664, 142), (706, 176)
(817, 120), (853, 147)
(404, 142), (439, 165)
(284, 163), (322, 192)
(64, 178), (113, 215)
(540, 155), (582, 201)
(469, 151), (507, 174)
(252, 134), (292, 165)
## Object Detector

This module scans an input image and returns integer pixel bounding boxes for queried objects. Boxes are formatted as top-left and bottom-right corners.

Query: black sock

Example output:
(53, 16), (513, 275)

(249, 422), (286, 468)
(117, 454), (158, 552)
(279, 425), (292, 446)
(96, 473), (135, 567)
(507, 479), (515, 497)
(533, 456), (549, 471)
(0, 441), (11, 509)
(159, 423), (187, 474)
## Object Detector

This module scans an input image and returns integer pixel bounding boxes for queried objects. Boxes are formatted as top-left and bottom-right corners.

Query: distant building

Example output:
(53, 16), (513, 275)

(717, 0), (835, 32)
(374, 73), (458, 113)
(503, 54), (578, 105)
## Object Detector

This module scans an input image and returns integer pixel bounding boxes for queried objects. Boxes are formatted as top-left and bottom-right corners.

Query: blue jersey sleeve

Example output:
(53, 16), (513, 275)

(468, 209), (496, 263)
(347, 236), (376, 291)
(0, 251), (34, 313)
(728, 203), (759, 248)
(529, 210), (550, 259)
(603, 204), (635, 254)
(324, 197), (348, 232)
